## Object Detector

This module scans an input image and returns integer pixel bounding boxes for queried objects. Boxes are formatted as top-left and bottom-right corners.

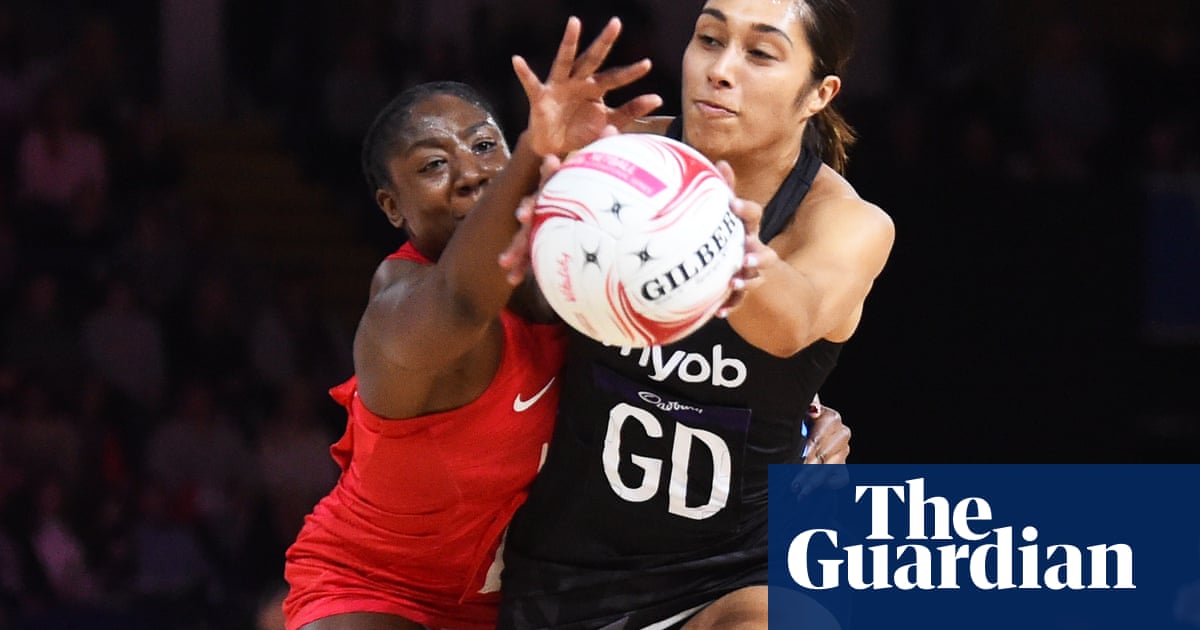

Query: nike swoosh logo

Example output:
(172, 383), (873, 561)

(513, 377), (555, 412)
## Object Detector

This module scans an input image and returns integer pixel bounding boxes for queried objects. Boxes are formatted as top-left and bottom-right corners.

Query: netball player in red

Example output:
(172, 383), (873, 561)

(281, 18), (663, 630)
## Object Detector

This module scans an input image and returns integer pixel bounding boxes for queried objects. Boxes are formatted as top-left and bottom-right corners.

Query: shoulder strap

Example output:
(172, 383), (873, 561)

(759, 149), (821, 243)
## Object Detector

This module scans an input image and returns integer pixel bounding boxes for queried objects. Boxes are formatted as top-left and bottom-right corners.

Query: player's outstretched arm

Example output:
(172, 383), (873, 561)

(356, 18), (657, 415)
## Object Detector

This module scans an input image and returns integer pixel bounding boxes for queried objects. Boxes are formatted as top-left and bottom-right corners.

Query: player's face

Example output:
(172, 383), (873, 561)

(681, 0), (818, 162)
(380, 94), (509, 259)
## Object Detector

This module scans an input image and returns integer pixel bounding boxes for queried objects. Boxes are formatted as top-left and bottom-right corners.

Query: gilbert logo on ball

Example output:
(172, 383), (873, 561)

(530, 133), (743, 348)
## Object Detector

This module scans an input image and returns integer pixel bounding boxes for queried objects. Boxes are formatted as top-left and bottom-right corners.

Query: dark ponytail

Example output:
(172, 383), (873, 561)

(795, 0), (858, 174)
(805, 104), (857, 174)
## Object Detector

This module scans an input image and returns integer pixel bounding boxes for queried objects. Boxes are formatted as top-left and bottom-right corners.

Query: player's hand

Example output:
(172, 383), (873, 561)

(513, 16), (663, 157)
(713, 160), (770, 318)
(499, 125), (623, 285)
(803, 396), (851, 465)
(791, 397), (852, 498)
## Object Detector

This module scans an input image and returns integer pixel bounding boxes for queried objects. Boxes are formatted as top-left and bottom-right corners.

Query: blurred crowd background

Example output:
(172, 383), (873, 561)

(0, 0), (1196, 628)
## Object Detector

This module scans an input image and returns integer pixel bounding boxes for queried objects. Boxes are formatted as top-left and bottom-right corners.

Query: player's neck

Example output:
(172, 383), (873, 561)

(726, 137), (804, 207)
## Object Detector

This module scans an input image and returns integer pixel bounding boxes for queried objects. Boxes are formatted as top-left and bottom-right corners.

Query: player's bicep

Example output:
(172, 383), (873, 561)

(357, 263), (489, 373)
(779, 200), (894, 339)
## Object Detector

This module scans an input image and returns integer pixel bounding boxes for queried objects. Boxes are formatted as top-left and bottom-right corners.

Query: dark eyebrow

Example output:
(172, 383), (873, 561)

(462, 119), (498, 139)
(700, 8), (795, 47)
(406, 137), (449, 154)
(405, 119), (496, 154)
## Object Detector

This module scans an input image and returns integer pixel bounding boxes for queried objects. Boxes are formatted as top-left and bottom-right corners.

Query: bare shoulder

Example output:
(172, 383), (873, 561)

(772, 164), (893, 260)
(354, 256), (460, 419)
(802, 164), (892, 231)
(622, 116), (673, 135)
(368, 256), (425, 301)
(357, 256), (429, 373)
(805, 163), (868, 209)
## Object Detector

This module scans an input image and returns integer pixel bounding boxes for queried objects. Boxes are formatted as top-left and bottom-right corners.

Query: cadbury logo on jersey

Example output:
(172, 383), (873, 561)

(617, 344), (747, 388)
(638, 391), (704, 414)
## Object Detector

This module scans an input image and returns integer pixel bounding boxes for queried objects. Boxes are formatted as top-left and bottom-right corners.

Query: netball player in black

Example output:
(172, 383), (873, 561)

(497, 0), (893, 628)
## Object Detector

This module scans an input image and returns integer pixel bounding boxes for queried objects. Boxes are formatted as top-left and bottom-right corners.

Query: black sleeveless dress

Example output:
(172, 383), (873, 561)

(498, 120), (842, 629)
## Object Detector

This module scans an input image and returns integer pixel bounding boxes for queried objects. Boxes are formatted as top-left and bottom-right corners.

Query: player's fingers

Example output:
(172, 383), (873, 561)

(808, 404), (842, 431)
(731, 197), (762, 238)
(802, 442), (824, 465)
(499, 201), (535, 283)
(808, 393), (823, 417)
(820, 433), (851, 464)
(515, 197), (535, 226)
(512, 55), (542, 98)
(717, 238), (766, 317)
(501, 238), (532, 285)
(593, 58), (653, 93)
(805, 405), (844, 445)
(505, 262), (530, 286)
(538, 154), (563, 187)
(574, 17), (622, 78)
(738, 239), (766, 284)
(610, 93), (663, 128)
(715, 160), (737, 189)
(808, 425), (851, 465)
(719, 240), (763, 317)
(548, 16), (582, 82)
(715, 278), (746, 319)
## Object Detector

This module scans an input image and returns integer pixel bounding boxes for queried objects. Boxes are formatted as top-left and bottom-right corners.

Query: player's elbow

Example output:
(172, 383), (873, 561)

(732, 309), (817, 357)
(757, 327), (817, 358)
(766, 340), (812, 358)
(766, 342), (806, 358)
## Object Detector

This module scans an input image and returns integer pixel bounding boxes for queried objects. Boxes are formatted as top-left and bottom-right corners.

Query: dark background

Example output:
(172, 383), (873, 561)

(0, 0), (1196, 628)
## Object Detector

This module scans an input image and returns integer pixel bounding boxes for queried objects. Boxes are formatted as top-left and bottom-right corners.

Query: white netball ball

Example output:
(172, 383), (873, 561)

(530, 133), (743, 348)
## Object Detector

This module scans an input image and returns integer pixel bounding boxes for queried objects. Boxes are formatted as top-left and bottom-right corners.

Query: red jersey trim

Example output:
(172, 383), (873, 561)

(386, 241), (431, 263)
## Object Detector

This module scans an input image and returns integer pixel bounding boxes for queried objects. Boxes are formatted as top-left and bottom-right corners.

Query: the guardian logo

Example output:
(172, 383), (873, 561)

(788, 478), (1136, 591)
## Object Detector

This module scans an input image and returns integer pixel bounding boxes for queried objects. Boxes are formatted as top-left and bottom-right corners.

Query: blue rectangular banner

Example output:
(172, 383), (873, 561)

(768, 465), (1200, 629)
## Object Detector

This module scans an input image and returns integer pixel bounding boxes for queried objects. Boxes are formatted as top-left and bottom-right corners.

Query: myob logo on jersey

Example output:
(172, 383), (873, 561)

(617, 344), (746, 388)
(787, 477), (1136, 591)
